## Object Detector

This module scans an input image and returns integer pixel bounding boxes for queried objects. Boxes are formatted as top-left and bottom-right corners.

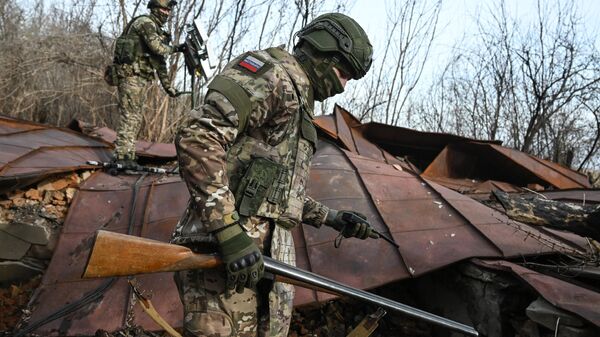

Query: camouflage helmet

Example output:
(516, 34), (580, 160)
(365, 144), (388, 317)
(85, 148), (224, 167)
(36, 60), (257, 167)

(147, 0), (177, 9)
(295, 13), (373, 79)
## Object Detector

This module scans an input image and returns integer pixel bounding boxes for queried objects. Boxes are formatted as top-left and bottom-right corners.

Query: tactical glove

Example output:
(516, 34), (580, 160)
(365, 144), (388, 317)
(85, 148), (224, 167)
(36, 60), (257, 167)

(215, 223), (264, 296)
(165, 87), (178, 97)
(174, 43), (187, 53)
(325, 209), (380, 240)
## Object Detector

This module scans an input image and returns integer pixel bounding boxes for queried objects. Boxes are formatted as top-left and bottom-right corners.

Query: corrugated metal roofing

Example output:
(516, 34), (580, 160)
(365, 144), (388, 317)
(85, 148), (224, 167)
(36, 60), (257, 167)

(0, 117), (178, 194)
(4, 114), (597, 335)
(67, 119), (176, 160)
(25, 142), (598, 335)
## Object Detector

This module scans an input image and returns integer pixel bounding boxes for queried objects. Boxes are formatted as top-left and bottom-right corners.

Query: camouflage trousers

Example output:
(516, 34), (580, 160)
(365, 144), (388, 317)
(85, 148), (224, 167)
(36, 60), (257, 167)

(113, 75), (150, 161)
(175, 217), (296, 337)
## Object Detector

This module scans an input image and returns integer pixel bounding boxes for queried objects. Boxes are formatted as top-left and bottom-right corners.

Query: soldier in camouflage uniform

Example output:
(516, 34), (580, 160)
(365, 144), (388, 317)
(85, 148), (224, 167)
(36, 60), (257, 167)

(172, 13), (377, 337)
(111, 0), (185, 165)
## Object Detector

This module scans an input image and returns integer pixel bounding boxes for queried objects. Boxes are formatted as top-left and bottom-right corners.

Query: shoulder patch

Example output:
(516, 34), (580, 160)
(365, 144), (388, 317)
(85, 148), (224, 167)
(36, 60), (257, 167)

(235, 53), (272, 76)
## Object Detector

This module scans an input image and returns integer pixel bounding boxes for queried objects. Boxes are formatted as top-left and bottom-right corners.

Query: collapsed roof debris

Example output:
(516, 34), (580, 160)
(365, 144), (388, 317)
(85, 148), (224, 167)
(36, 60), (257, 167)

(1, 113), (599, 336)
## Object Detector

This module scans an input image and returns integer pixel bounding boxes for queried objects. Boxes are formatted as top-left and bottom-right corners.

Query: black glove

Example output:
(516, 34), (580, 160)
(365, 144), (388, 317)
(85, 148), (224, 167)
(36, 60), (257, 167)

(173, 43), (187, 53)
(325, 209), (380, 240)
(165, 87), (178, 97)
(215, 223), (264, 296)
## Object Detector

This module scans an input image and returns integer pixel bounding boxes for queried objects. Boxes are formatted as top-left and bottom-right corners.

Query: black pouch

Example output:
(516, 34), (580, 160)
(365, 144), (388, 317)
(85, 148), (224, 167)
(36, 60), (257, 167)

(235, 157), (286, 217)
(103, 64), (119, 86)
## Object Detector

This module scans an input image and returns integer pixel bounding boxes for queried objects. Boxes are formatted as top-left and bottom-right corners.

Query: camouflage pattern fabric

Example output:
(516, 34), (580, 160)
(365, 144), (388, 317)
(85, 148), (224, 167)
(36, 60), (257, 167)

(112, 13), (175, 160)
(113, 73), (150, 160)
(173, 47), (331, 336)
(174, 47), (328, 239)
(174, 216), (268, 337)
(266, 225), (296, 336)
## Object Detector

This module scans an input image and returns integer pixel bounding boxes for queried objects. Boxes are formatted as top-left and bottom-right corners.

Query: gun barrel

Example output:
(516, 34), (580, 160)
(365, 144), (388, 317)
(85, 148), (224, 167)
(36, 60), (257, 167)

(264, 257), (478, 336)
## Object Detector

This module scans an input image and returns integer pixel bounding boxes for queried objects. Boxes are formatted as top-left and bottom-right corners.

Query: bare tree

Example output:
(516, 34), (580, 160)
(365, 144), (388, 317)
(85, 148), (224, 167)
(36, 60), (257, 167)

(415, 0), (600, 170)
(338, 0), (441, 126)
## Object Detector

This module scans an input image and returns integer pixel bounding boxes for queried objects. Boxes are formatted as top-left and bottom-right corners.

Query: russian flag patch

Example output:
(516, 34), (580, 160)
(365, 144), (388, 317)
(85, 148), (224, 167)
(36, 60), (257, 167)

(238, 55), (265, 73)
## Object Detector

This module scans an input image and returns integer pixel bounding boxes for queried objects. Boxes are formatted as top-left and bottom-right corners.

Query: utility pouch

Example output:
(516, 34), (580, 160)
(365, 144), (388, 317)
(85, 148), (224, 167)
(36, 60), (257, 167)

(300, 109), (318, 152)
(235, 157), (286, 217)
(114, 35), (138, 65)
(103, 64), (119, 86)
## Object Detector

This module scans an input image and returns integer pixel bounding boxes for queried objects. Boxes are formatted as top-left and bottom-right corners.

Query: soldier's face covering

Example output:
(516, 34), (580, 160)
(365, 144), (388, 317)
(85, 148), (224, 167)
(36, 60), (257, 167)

(151, 7), (170, 25)
(295, 51), (345, 101)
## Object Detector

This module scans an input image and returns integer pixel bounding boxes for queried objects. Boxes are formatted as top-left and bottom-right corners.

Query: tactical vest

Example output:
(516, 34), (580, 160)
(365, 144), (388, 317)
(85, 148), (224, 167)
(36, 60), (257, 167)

(113, 15), (166, 78)
(224, 47), (317, 230)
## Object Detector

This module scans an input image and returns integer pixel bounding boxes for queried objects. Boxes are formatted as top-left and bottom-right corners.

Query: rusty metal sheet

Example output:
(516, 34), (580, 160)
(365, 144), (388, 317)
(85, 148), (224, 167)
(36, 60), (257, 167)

(23, 120), (599, 335)
(0, 119), (114, 193)
(343, 151), (501, 276)
(68, 119), (176, 159)
(334, 105), (357, 152)
(28, 172), (189, 336)
(313, 114), (337, 139)
(476, 260), (600, 327)
(427, 180), (588, 257)
(492, 145), (590, 189)
(423, 176), (523, 194)
(355, 123), (500, 171)
(422, 143), (591, 191)
(0, 116), (45, 135)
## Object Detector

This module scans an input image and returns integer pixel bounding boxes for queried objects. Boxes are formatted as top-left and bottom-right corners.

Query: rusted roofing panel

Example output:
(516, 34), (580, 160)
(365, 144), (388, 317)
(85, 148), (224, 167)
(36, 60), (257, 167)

(492, 145), (590, 189)
(0, 116), (45, 134)
(427, 181), (588, 257)
(334, 105), (357, 152)
(303, 142), (407, 296)
(68, 119), (176, 159)
(423, 176), (523, 194)
(476, 260), (600, 326)
(23, 121), (598, 335)
(313, 114), (337, 139)
(29, 172), (188, 336)
(0, 119), (114, 193)
(343, 152), (501, 276)
(422, 143), (591, 191)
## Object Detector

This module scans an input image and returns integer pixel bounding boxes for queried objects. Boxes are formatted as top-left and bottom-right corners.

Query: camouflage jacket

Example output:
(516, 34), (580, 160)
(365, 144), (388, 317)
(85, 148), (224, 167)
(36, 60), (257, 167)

(115, 14), (174, 89)
(172, 47), (329, 244)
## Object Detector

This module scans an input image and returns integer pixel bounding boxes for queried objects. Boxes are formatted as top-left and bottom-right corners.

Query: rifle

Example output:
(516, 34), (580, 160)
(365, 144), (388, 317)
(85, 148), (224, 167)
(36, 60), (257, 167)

(83, 230), (478, 336)
(181, 19), (215, 108)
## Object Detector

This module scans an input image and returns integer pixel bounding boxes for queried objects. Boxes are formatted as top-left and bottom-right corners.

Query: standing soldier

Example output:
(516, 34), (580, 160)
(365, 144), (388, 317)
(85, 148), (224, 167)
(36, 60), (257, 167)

(111, 0), (185, 166)
(172, 13), (377, 337)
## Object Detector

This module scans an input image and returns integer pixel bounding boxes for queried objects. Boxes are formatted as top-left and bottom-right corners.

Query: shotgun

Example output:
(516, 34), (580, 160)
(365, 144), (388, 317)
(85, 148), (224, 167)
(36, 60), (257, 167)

(83, 230), (478, 336)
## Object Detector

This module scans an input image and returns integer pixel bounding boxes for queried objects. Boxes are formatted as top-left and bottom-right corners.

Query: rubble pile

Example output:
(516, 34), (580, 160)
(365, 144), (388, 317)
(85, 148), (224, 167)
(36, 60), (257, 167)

(0, 171), (93, 332)
(289, 299), (429, 337)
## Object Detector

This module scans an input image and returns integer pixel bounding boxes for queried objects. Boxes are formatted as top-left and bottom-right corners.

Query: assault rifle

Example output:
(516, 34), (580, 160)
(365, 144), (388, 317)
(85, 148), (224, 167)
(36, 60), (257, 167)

(181, 18), (215, 108)
(84, 230), (478, 336)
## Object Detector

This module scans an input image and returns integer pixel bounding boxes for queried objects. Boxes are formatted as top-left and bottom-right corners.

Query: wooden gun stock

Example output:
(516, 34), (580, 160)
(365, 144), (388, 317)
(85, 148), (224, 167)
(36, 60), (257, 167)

(83, 230), (220, 278)
(83, 230), (478, 336)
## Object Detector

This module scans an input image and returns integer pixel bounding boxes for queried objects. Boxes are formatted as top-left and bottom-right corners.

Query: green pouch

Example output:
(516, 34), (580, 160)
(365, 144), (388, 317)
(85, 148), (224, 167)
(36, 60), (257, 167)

(300, 109), (318, 152)
(114, 35), (138, 65)
(235, 157), (286, 217)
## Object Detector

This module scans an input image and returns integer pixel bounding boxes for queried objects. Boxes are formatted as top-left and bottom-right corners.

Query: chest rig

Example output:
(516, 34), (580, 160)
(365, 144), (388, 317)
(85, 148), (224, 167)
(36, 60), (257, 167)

(113, 15), (169, 78)
(225, 48), (318, 229)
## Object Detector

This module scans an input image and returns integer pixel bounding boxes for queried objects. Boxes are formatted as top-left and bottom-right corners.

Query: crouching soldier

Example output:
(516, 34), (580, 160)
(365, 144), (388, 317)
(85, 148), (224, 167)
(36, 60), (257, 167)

(172, 13), (377, 337)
